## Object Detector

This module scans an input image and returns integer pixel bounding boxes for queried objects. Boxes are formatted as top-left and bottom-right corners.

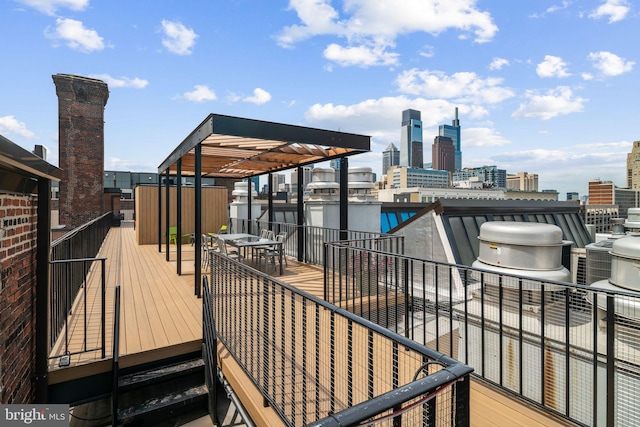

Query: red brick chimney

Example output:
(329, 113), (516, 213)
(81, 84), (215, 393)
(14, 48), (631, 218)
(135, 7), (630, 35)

(53, 74), (109, 229)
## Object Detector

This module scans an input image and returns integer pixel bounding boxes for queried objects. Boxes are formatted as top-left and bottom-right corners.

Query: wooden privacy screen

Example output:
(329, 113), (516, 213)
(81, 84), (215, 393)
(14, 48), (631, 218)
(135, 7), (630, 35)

(135, 185), (228, 245)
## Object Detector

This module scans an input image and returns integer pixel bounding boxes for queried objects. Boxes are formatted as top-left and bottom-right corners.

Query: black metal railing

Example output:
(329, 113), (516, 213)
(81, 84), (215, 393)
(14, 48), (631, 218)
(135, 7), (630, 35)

(49, 212), (112, 360)
(202, 276), (220, 427)
(207, 249), (473, 426)
(324, 241), (640, 427)
(232, 218), (404, 265)
(111, 285), (121, 427)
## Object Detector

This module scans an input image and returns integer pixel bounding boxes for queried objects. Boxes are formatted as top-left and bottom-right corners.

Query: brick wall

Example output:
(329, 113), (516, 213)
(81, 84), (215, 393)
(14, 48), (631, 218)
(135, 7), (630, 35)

(0, 193), (38, 403)
(53, 74), (109, 229)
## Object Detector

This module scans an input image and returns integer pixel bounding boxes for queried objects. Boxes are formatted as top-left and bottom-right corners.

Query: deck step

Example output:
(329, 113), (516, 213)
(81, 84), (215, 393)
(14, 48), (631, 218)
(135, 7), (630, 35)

(117, 384), (208, 424)
(118, 358), (205, 391)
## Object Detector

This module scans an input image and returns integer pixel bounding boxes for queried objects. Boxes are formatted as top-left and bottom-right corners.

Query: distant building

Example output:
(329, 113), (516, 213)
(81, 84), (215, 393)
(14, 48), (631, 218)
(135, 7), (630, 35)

(382, 143), (400, 175)
(400, 109), (423, 168)
(386, 165), (449, 189)
(377, 186), (504, 203)
(102, 170), (215, 199)
(626, 141), (640, 189)
(567, 192), (580, 201)
(587, 179), (640, 218)
(432, 136), (455, 172)
(291, 166), (314, 191)
(506, 172), (539, 192)
(271, 173), (286, 193)
(439, 108), (461, 170)
(453, 165), (506, 189)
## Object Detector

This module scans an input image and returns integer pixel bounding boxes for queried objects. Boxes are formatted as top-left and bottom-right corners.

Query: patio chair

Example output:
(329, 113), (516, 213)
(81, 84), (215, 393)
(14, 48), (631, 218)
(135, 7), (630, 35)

(201, 234), (217, 270)
(169, 226), (190, 245)
(258, 232), (286, 271)
(217, 236), (242, 261)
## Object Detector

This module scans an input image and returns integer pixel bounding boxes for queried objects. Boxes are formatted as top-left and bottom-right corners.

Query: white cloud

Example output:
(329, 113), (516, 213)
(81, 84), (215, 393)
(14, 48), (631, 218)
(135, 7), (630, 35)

(243, 88), (272, 105)
(530, 1), (571, 18)
(588, 51), (634, 76)
(464, 127), (511, 148)
(536, 55), (571, 78)
(304, 96), (480, 145)
(512, 86), (587, 120)
(47, 18), (104, 52)
(14, 0), (88, 15)
(489, 57), (509, 71)
(276, 0), (498, 66)
(589, 0), (630, 23)
(395, 69), (515, 105)
(177, 85), (216, 102)
(419, 45), (434, 58)
(0, 115), (36, 139)
(323, 43), (399, 67)
(161, 20), (198, 55)
(106, 157), (157, 172)
(89, 74), (148, 89)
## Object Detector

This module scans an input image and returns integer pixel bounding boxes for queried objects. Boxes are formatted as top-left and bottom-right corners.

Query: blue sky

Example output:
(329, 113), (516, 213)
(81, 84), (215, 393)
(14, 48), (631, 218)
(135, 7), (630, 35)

(1, 0), (638, 199)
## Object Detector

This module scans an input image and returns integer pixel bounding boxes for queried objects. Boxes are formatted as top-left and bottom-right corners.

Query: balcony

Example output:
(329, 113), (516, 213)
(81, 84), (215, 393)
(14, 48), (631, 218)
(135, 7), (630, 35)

(47, 220), (586, 426)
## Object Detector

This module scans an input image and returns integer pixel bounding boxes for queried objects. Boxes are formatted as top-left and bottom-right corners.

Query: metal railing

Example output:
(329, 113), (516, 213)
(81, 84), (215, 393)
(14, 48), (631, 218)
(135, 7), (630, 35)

(49, 212), (112, 360)
(232, 218), (404, 265)
(324, 241), (640, 427)
(111, 285), (121, 427)
(202, 276), (220, 427)
(207, 249), (473, 426)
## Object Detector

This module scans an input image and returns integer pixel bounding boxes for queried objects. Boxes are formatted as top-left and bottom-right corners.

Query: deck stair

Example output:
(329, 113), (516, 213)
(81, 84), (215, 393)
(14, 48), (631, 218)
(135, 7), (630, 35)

(115, 356), (208, 425)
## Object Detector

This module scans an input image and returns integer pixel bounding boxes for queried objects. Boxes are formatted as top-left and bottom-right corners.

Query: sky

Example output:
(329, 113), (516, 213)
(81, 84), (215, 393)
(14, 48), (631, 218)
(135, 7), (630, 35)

(1, 0), (638, 200)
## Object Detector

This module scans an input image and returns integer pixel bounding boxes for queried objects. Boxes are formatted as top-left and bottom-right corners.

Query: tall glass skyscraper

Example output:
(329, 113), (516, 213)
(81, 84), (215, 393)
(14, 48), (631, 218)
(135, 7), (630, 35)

(400, 109), (423, 168)
(439, 108), (461, 170)
(382, 142), (400, 175)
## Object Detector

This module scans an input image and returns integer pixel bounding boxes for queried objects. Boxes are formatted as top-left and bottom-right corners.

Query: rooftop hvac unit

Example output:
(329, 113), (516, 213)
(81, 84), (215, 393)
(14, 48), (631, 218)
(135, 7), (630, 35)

(585, 239), (614, 286)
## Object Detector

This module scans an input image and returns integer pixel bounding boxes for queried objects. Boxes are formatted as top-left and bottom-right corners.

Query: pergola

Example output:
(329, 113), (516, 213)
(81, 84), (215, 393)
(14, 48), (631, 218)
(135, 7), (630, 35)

(157, 114), (371, 295)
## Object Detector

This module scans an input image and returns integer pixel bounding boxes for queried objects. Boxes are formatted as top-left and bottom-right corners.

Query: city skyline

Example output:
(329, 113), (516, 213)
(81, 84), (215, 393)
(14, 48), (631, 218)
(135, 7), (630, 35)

(1, 0), (638, 200)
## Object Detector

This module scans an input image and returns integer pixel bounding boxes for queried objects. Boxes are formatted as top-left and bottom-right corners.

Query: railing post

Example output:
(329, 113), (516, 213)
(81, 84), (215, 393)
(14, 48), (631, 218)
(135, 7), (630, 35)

(606, 295), (615, 427)
(403, 258), (410, 340)
(111, 285), (121, 427)
(455, 375), (471, 427)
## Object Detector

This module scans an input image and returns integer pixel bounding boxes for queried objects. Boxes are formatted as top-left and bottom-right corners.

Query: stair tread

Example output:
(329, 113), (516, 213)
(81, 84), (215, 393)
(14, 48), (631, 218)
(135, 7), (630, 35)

(119, 358), (204, 390)
(118, 384), (208, 422)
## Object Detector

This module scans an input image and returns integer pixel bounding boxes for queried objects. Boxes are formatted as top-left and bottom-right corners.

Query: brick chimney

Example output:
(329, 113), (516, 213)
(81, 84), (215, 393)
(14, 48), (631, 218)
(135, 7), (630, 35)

(53, 74), (109, 229)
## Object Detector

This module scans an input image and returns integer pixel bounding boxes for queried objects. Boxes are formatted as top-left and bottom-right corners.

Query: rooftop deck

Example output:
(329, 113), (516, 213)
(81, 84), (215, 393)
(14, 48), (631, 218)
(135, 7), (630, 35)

(49, 222), (574, 426)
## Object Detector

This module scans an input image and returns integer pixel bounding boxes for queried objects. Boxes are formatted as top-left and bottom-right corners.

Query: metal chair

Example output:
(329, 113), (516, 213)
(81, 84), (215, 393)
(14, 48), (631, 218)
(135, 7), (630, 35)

(217, 236), (241, 260)
(258, 233), (286, 271)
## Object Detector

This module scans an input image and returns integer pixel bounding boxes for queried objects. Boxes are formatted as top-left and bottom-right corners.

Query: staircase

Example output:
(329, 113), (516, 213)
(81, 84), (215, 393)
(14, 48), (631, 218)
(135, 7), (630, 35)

(113, 354), (209, 426)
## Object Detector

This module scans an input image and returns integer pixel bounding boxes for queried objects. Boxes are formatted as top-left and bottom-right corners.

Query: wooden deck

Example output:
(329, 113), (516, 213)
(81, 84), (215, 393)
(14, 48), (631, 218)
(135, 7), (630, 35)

(49, 223), (574, 426)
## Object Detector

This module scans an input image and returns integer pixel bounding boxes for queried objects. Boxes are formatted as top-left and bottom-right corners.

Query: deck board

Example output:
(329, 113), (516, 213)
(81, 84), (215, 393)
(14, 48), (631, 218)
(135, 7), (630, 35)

(48, 223), (575, 426)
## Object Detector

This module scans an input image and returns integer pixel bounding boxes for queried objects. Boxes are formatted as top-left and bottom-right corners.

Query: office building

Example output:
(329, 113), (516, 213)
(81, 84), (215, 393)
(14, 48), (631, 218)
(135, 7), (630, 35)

(382, 142), (400, 175)
(386, 165), (449, 189)
(400, 109), (423, 168)
(439, 107), (461, 170)
(453, 165), (506, 189)
(432, 136), (455, 172)
(506, 172), (539, 192)
(588, 178), (640, 218)
(271, 173), (286, 193)
(627, 141), (640, 189)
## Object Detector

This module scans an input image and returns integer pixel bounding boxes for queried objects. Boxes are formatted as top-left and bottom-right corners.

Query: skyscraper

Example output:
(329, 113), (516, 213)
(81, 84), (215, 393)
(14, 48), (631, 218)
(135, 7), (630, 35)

(382, 142), (400, 175)
(439, 108), (461, 170)
(432, 136), (455, 172)
(400, 109), (423, 168)
(626, 141), (640, 189)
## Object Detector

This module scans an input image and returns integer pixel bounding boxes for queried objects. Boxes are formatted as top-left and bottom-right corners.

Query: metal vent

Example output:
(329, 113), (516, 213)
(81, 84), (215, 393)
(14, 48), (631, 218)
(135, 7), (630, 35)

(585, 239), (614, 286)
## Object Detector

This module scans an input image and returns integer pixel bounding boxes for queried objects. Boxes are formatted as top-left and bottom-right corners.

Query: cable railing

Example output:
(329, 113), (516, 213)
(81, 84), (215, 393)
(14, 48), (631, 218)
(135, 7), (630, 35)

(207, 249), (473, 426)
(324, 241), (640, 427)
(49, 212), (112, 362)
